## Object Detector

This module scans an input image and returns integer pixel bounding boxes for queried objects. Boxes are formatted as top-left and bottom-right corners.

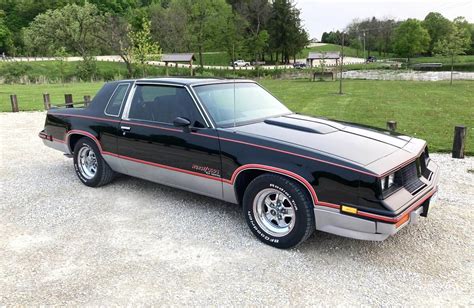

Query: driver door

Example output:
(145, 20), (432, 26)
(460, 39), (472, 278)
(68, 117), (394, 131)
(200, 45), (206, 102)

(117, 83), (223, 199)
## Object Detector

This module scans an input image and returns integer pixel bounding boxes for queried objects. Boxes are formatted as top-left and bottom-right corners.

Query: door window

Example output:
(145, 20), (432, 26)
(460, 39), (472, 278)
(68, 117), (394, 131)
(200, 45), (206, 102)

(128, 85), (205, 127)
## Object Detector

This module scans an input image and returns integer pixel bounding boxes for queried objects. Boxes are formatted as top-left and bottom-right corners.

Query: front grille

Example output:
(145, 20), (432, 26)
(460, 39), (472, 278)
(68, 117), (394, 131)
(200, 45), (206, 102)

(397, 156), (430, 194)
(400, 162), (426, 193)
(381, 146), (432, 199)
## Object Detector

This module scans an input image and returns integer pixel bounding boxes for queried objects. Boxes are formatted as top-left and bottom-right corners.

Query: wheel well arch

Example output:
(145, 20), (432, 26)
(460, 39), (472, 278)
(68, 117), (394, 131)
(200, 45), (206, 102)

(232, 165), (319, 206)
(68, 134), (83, 153)
(66, 130), (102, 154)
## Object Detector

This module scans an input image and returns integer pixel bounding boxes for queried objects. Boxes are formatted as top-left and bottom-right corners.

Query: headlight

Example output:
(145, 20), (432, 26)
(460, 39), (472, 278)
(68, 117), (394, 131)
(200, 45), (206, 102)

(381, 173), (395, 190)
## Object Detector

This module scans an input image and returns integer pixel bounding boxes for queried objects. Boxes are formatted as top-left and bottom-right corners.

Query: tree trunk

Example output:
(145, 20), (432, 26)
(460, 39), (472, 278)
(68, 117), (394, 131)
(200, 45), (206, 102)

(121, 56), (133, 77)
(198, 45), (203, 68)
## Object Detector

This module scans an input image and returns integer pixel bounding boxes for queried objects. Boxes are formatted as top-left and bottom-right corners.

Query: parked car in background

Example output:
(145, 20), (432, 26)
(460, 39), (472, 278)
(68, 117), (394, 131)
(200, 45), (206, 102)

(251, 60), (266, 66)
(367, 56), (377, 63)
(232, 59), (250, 67)
(293, 62), (307, 69)
(39, 78), (439, 249)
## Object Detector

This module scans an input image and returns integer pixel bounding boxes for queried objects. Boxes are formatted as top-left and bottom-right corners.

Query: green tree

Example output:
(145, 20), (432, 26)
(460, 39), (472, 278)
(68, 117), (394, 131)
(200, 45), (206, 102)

(149, 0), (193, 53)
(393, 19), (430, 63)
(252, 30), (269, 62)
(128, 17), (161, 76)
(423, 12), (453, 55)
(23, 2), (104, 58)
(54, 46), (68, 83)
(433, 20), (471, 85)
(97, 15), (134, 76)
(231, 0), (271, 61)
(268, 0), (308, 64)
(0, 0), (82, 53)
(0, 13), (13, 53)
(451, 16), (474, 55)
(188, 0), (234, 67)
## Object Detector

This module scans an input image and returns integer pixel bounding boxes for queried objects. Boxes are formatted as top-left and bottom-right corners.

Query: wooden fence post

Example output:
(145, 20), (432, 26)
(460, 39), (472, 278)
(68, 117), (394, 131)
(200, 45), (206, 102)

(43, 93), (51, 110)
(452, 125), (467, 159)
(10, 94), (19, 112)
(84, 95), (91, 107)
(387, 120), (397, 132)
(65, 94), (73, 108)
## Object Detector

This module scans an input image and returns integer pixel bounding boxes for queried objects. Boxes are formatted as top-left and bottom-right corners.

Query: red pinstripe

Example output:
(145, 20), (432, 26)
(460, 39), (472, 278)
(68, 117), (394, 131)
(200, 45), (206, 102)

(356, 189), (436, 222)
(226, 164), (319, 204)
(52, 113), (122, 123)
(45, 120), (434, 223)
(49, 113), (379, 177)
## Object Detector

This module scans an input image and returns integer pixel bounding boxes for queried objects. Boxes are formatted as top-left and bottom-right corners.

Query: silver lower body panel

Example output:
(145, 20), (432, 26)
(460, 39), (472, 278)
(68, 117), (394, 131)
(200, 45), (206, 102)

(104, 154), (225, 200)
(43, 139), (70, 154)
(314, 203), (429, 241)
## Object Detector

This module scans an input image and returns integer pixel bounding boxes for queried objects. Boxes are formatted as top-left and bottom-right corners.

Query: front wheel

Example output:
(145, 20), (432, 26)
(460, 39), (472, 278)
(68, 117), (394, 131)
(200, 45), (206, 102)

(73, 137), (115, 187)
(243, 174), (315, 249)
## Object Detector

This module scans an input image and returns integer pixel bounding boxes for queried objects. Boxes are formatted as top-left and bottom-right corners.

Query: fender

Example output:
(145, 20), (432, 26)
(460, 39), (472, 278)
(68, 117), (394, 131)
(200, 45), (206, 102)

(229, 164), (319, 206)
(66, 129), (118, 157)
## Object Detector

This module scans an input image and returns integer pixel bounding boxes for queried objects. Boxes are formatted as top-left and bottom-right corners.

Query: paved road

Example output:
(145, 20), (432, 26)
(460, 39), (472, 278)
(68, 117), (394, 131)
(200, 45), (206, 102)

(0, 112), (473, 305)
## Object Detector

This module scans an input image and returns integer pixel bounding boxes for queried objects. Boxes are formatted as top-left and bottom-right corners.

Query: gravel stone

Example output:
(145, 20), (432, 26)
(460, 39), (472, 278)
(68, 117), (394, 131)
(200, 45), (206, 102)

(0, 112), (473, 305)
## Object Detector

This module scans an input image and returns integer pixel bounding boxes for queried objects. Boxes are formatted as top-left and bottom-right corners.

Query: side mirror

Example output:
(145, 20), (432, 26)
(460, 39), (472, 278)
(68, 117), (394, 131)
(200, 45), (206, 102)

(173, 117), (191, 132)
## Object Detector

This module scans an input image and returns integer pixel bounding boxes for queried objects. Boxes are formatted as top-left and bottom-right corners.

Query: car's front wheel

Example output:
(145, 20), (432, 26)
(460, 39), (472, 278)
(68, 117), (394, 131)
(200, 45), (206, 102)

(73, 137), (115, 187)
(243, 174), (315, 249)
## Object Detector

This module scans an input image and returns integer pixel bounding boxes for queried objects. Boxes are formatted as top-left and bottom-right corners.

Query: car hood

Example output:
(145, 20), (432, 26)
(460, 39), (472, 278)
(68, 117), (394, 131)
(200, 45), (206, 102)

(230, 114), (413, 166)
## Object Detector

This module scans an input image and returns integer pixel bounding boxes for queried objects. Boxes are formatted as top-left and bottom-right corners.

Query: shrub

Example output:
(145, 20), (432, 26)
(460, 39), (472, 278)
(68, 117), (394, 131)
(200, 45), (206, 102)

(76, 57), (98, 81)
(0, 62), (32, 83)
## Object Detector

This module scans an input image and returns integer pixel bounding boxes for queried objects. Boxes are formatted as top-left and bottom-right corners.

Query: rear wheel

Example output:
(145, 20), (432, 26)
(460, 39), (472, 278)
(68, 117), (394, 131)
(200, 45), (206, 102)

(73, 137), (115, 187)
(243, 174), (315, 249)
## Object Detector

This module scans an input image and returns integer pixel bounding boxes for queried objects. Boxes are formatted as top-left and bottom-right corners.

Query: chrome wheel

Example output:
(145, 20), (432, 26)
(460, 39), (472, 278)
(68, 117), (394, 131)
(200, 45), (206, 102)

(253, 188), (295, 237)
(77, 145), (98, 180)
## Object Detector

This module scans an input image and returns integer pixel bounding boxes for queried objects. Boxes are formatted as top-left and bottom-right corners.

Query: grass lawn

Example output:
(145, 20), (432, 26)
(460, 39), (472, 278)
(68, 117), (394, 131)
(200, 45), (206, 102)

(0, 82), (103, 110)
(411, 55), (474, 64)
(200, 52), (230, 66)
(1, 79), (472, 154)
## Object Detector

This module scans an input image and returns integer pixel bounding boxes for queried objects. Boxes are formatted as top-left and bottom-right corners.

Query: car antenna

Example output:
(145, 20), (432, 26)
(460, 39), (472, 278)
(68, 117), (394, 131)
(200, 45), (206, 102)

(232, 42), (236, 128)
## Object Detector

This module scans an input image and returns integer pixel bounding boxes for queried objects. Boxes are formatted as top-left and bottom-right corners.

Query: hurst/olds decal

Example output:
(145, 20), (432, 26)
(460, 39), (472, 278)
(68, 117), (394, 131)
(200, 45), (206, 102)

(191, 164), (221, 177)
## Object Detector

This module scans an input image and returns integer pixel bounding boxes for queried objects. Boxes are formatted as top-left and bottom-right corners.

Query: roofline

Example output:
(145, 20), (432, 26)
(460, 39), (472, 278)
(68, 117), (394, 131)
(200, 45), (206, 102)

(188, 79), (257, 87)
(130, 77), (256, 86)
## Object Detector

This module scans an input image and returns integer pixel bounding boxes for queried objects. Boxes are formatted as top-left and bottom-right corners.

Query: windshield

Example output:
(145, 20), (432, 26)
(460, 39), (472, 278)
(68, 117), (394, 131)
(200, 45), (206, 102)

(193, 82), (291, 127)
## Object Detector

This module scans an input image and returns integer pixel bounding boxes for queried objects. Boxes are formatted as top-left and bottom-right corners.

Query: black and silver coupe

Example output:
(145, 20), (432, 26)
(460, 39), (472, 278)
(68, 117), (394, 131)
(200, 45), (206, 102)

(39, 78), (439, 248)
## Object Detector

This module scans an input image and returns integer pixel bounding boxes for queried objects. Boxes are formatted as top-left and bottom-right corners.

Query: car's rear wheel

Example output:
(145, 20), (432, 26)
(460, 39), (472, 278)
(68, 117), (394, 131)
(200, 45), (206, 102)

(73, 137), (115, 187)
(243, 174), (315, 249)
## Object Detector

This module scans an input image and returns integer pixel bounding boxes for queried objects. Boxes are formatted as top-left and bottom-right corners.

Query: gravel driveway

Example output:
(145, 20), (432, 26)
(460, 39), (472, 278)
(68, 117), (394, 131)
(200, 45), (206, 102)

(1, 112), (473, 305)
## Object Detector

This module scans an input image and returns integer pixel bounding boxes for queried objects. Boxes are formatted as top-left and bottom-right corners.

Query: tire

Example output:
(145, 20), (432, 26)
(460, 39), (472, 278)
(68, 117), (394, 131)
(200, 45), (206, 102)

(73, 137), (115, 187)
(243, 174), (315, 249)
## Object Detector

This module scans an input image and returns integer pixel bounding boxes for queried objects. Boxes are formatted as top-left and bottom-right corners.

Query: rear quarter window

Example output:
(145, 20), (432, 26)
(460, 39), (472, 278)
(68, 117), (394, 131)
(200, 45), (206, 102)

(105, 83), (130, 116)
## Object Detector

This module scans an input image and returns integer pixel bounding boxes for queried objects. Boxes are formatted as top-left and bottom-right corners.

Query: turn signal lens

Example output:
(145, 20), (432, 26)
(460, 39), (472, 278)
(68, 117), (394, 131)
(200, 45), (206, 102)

(341, 206), (358, 214)
(395, 214), (409, 228)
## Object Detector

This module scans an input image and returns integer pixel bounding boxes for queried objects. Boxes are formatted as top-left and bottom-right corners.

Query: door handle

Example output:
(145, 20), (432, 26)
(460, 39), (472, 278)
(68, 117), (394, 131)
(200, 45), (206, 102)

(121, 126), (131, 135)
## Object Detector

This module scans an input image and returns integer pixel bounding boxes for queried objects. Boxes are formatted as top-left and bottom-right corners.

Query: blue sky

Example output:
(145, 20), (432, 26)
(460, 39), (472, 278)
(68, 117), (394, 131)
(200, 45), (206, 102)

(297, 0), (474, 40)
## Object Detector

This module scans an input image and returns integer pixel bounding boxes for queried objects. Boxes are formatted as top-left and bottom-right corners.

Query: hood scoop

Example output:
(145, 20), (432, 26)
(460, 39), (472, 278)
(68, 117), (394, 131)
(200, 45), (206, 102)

(264, 117), (338, 134)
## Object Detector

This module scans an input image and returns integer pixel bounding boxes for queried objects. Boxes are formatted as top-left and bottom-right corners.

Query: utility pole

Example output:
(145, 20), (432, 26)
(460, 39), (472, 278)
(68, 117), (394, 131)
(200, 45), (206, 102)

(363, 31), (366, 61)
(339, 32), (344, 95)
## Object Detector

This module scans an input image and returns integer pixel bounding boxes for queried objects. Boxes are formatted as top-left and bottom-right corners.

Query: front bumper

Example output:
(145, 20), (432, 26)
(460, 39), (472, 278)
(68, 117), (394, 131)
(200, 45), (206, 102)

(315, 190), (437, 241)
(314, 159), (439, 241)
